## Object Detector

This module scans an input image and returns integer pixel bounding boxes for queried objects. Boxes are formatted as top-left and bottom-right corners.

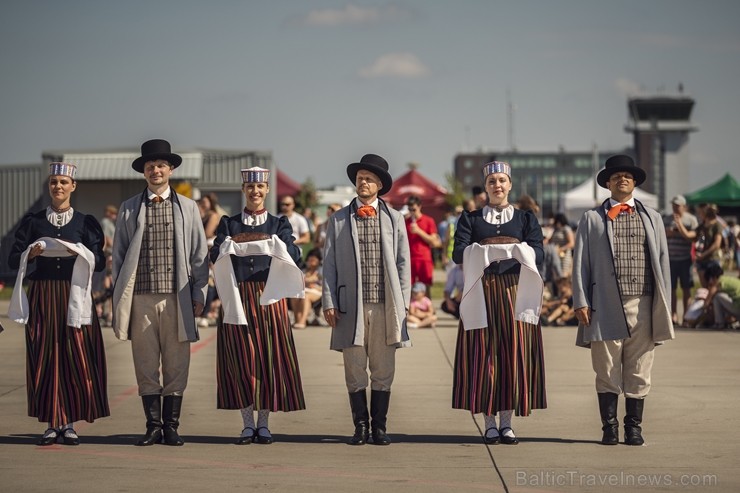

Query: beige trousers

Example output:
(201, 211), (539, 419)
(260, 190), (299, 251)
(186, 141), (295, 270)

(591, 295), (655, 398)
(130, 293), (190, 396)
(342, 303), (396, 393)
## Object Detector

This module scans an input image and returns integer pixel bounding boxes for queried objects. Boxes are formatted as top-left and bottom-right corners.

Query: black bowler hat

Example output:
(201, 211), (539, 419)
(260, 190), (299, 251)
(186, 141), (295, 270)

(132, 139), (182, 173)
(596, 154), (646, 188)
(346, 153), (393, 196)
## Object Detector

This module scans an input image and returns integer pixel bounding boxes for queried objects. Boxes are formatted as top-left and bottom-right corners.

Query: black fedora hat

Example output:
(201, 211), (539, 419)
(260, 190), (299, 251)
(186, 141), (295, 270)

(596, 154), (646, 188)
(346, 153), (393, 196)
(132, 139), (182, 173)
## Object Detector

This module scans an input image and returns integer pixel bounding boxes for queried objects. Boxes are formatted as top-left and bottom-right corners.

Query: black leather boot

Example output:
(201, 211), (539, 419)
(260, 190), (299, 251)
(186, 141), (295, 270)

(597, 392), (619, 445)
(348, 390), (370, 445)
(136, 394), (163, 446)
(624, 397), (645, 446)
(370, 390), (391, 446)
(162, 395), (185, 446)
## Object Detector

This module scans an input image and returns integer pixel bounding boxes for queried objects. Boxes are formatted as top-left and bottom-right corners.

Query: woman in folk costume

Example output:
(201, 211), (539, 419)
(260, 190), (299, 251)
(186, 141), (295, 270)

(210, 167), (306, 445)
(452, 161), (546, 445)
(8, 162), (109, 445)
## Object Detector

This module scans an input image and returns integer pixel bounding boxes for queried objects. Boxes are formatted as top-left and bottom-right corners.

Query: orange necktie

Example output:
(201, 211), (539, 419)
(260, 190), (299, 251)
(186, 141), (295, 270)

(607, 203), (632, 221)
(357, 205), (376, 218)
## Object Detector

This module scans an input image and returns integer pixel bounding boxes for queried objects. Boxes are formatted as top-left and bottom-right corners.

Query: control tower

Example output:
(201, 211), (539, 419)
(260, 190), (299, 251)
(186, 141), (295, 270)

(624, 88), (698, 211)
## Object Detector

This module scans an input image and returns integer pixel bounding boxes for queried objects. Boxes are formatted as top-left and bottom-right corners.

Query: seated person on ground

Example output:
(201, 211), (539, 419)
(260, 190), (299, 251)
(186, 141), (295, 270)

(407, 282), (438, 329)
(441, 263), (463, 319)
(291, 248), (323, 328)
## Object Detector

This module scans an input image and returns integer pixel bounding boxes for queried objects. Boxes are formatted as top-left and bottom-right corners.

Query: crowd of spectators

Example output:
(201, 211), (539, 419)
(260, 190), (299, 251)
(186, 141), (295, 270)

(90, 188), (739, 333)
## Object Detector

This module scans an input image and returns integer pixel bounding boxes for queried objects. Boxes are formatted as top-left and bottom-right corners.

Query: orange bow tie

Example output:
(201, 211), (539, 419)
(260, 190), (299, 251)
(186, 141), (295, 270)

(151, 195), (164, 203)
(607, 203), (632, 220)
(357, 205), (377, 218)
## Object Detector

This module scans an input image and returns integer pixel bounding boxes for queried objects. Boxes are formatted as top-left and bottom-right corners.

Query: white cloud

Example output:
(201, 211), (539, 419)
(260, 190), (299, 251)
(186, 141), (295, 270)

(614, 77), (642, 97)
(358, 52), (430, 78)
(293, 3), (413, 27)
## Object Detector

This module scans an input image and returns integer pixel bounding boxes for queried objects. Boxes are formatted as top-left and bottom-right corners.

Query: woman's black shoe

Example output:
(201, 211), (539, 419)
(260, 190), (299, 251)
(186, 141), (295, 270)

(256, 427), (273, 444)
(61, 429), (80, 446)
(499, 427), (519, 445)
(483, 427), (500, 445)
(236, 427), (256, 445)
(37, 428), (59, 446)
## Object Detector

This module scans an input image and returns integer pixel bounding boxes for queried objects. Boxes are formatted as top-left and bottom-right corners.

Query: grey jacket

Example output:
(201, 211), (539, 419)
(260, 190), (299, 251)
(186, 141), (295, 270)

(111, 189), (209, 342)
(572, 199), (674, 347)
(322, 199), (411, 351)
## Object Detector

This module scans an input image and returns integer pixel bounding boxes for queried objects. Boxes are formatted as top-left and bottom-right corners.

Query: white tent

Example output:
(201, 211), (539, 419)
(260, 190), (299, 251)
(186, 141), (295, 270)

(559, 178), (659, 225)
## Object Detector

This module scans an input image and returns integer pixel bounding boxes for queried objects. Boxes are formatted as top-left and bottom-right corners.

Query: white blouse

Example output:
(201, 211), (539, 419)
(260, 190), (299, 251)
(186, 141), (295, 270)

(482, 204), (514, 225)
(46, 206), (74, 227)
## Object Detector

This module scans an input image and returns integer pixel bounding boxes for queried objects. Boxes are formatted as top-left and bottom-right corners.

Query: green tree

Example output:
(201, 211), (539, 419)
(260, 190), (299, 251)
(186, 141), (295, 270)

(296, 177), (318, 213)
(444, 173), (466, 207)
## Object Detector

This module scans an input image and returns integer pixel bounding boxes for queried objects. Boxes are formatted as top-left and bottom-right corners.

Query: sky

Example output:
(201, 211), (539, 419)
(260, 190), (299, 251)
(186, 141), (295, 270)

(1, 0), (739, 193)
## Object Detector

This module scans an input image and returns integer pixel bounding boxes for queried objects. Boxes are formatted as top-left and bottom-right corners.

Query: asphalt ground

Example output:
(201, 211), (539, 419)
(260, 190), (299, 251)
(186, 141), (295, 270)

(1, 296), (739, 493)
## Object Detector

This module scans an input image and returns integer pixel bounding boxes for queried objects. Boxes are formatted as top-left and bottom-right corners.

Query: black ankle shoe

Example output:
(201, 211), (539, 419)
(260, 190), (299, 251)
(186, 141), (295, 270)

(483, 427), (500, 445)
(61, 429), (80, 446)
(136, 427), (163, 446)
(499, 427), (519, 445)
(236, 427), (255, 445)
(256, 427), (273, 445)
(37, 428), (59, 446)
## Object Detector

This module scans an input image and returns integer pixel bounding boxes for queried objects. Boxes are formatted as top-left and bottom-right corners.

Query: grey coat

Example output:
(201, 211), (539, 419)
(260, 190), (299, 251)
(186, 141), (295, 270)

(111, 189), (209, 342)
(322, 199), (411, 351)
(572, 199), (674, 348)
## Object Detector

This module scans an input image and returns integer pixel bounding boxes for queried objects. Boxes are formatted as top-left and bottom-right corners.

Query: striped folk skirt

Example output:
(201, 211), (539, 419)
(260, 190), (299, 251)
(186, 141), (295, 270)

(26, 280), (110, 427)
(452, 272), (547, 416)
(217, 281), (306, 412)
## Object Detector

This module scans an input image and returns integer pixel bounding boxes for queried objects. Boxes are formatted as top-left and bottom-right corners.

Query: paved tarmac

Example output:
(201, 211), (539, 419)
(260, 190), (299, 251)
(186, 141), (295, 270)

(1, 297), (739, 493)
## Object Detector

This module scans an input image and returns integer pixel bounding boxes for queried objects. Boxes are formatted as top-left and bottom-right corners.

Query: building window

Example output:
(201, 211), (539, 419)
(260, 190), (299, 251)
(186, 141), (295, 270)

(464, 159), (474, 169)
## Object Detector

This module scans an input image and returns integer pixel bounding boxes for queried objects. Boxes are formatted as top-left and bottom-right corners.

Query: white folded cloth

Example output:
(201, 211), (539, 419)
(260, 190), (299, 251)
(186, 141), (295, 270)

(460, 242), (543, 330)
(213, 235), (304, 325)
(8, 237), (96, 328)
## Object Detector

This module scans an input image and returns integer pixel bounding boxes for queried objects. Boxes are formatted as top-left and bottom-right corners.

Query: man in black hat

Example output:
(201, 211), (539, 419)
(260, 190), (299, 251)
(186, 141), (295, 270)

(572, 154), (674, 446)
(111, 139), (209, 446)
(322, 153), (411, 446)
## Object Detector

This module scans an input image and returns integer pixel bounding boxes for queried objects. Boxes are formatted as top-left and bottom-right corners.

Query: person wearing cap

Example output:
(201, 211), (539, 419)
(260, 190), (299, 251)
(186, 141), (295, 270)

(322, 153), (411, 446)
(663, 195), (699, 325)
(209, 167), (306, 445)
(111, 139), (209, 446)
(8, 162), (109, 446)
(452, 160), (546, 445)
(572, 154), (674, 446)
